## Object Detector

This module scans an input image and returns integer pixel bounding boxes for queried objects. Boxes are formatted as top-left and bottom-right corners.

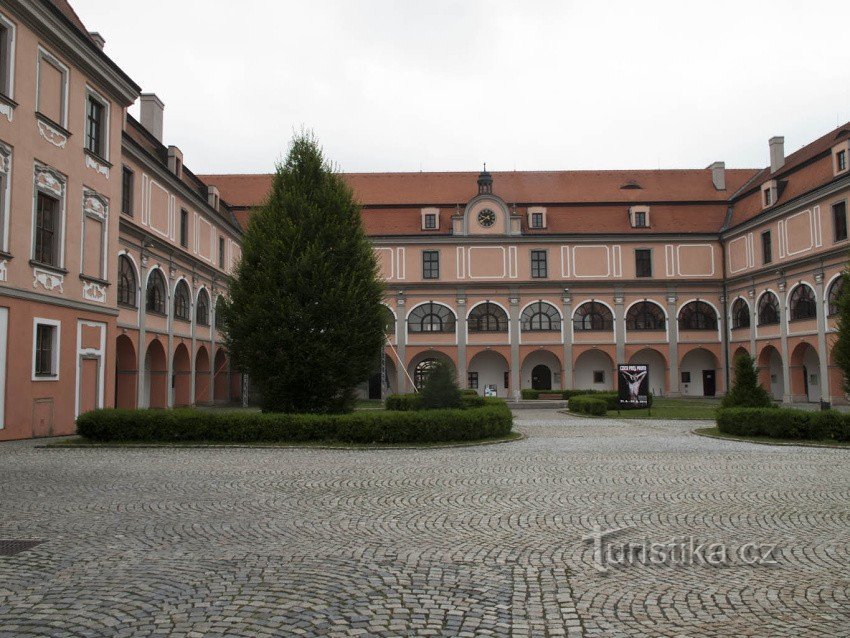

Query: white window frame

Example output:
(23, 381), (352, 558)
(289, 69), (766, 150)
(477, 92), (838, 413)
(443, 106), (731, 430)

(80, 189), (109, 280)
(32, 317), (61, 381)
(32, 163), (67, 269)
(0, 11), (17, 100)
(36, 46), (69, 128)
(0, 141), (11, 253)
(84, 86), (110, 161)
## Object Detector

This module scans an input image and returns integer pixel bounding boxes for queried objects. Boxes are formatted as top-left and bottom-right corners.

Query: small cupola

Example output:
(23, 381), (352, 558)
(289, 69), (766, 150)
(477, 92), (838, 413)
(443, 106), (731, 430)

(477, 164), (493, 195)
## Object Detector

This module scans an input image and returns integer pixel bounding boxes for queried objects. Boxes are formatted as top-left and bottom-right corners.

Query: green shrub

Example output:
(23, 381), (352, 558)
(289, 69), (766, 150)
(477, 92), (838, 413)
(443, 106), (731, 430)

(419, 361), (463, 410)
(716, 407), (846, 440)
(76, 403), (513, 445)
(461, 389), (479, 396)
(568, 395), (608, 416)
(461, 393), (486, 408)
(722, 353), (773, 408)
(385, 393), (422, 411)
(522, 389), (604, 400)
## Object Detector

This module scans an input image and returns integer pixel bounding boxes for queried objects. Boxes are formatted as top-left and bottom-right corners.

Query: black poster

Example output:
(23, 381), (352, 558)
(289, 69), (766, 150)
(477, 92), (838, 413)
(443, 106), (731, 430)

(618, 364), (649, 409)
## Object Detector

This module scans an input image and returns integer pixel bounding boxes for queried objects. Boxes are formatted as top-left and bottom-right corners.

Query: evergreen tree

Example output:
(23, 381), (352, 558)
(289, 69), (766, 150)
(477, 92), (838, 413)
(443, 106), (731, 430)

(419, 361), (463, 410)
(721, 352), (773, 408)
(833, 270), (850, 394)
(221, 132), (386, 413)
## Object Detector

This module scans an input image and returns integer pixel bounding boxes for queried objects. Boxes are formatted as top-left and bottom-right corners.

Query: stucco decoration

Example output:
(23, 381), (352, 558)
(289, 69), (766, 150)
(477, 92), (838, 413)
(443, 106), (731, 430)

(85, 153), (109, 179)
(33, 267), (64, 293)
(82, 279), (106, 303)
(34, 165), (65, 198)
(0, 103), (12, 123)
(0, 143), (10, 173)
(37, 120), (68, 148)
(0, 259), (7, 282)
(83, 190), (108, 219)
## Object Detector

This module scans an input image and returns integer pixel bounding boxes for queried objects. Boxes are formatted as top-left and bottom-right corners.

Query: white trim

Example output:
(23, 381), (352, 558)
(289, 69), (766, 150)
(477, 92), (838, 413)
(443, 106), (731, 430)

(404, 301), (458, 345)
(456, 246), (465, 279)
(571, 245), (610, 278)
(726, 236), (748, 274)
(32, 317), (61, 381)
(83, 85), (111, 162)
(675, 298), (722, 342)
(36, 46), (69, 127)
(465, 299), (510, 343)
(0, 12), (16, 103)
(783, 209), (815, 257)
(754, 288), (780, 338)
(664, 244), (675, 276)
(0, 141), (12, 252)
(813, 205), (823, 248)
(675, 243), (715, 277)
(747, 232), (755, 268)
(467, 246), (507, 279)
(374, 247), (393, 280)
(611, 245), (622, 277)
(0, 306), (6, 428)
(508, 245), (518, 279)
(560, 246), (570, 277)
(518, 299), (564, 345)
(728, 295), (751, 331)
(74, 320), (106, 417)
(381, 302), (397, 342)
(786, 280), (817, 330)
(623, 298), (669, 343)
(118, 250), (141, 322)
(396, 247), (405, 279)
(32, 162), (68, 269)
(570, 298), (617, 344)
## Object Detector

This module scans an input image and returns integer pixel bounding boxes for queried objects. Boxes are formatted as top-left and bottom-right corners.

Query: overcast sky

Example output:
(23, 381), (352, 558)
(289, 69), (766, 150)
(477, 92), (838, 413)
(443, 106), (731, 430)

(73, 0), (850, 174)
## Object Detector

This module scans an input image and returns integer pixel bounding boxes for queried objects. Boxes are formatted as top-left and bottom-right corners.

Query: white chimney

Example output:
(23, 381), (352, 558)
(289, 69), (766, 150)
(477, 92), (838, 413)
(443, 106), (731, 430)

(140, 93), (165, 143)
(709, 161), (725, 190)
(89, 32), (105, 49)
(769, 136), (785, 173)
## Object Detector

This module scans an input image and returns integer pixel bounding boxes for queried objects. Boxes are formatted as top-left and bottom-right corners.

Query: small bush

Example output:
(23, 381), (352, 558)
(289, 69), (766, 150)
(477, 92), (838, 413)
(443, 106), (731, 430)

(716, 407), (847, 440)
(461, 389), (479, 396)
(419, 361), (463, 410)
(385, 394), (422, 411)
(722, 353), (773, 408)
(461, 393), (486, 408)
(77, 402), (513, 444)
(568, 395), (608, 416)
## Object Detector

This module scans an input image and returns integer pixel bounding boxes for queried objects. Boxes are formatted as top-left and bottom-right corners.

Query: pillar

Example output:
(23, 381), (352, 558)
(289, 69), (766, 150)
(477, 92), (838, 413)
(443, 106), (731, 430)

(456, 295), (467, 388)
(748, 288), (757, 356)
(815, 272), (831, 407)
(561, 291), (573, 390)
(395, 293), (407, 393)
(778, 280), (792, 403)
(136, 253), (148, 407)
(614, 293), (625, 365)
(509, 294), (520, 400)
(667, 292), (680, 396)
(190, 277), (197, 404)
(166, 265), (175, 408)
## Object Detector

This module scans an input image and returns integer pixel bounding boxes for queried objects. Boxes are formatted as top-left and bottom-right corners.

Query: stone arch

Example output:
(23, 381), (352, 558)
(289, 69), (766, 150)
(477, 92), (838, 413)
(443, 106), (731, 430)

(407, 349), (455, 390)
(574, 349), (614, 391)
(468, 350), (510, 397)
(787, 282), (817, 322)
(679, 347), (719, 397)
(195, 345), (211, 404)
(757, 345), (784, 400)
(143, 338), (167, 408)
(172, 342), (192, 406)
(115, 334), (137, 408)
(790, 341), (820, 402)
(627, 348), (667, 396)
(521, 349), (563, 391)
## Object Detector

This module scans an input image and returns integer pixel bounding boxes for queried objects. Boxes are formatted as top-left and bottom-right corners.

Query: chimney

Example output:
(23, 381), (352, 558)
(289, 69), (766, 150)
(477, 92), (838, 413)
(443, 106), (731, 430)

(139, 93), (165, 143)
(88, 32), (105, 49)
(769, 136), (785, 173)
(709, 161), (725, 190)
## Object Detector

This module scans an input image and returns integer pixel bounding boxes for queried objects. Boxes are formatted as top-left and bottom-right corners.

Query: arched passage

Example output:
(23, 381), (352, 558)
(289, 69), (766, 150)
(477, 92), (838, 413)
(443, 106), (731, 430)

(468, 350), (510, 397)
(790, 342), (820, 402)
(144, 339), (168, 408)
(627, 348), (667, 396)
(407, 350), (455, 391)
(172, 343), (191, 406)
(574, 349), (614, 391)
(757, 345), (784, 400)
(214, 348), (229, 402)
(115, 334), (137, 409)
(680, 348), (719, 397)
(521, 350), (562, 391)
(195, 346), (211, 404)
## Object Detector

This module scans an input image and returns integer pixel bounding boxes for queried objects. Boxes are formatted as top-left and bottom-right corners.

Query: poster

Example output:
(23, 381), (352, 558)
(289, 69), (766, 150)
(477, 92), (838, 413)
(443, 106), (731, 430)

(618, 364), (649, 409)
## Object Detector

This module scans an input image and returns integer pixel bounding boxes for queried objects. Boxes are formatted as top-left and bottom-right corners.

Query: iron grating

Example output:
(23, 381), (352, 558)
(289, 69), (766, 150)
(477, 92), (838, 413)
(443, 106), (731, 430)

(0, 540), (45, 556)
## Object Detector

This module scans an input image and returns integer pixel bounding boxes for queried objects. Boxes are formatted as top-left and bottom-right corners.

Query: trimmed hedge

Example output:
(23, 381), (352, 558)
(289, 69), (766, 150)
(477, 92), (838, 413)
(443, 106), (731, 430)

(386, 392), (485, 410)
(76, 403), (513, 445)
(568, 395), (608, 416)
(521, 389), (609, 400)
(717, 407), (850, 441)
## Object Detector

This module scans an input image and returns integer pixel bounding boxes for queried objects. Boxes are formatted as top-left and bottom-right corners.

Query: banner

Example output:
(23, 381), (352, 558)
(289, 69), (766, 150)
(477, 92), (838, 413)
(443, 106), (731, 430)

(618, 364), (649, 409)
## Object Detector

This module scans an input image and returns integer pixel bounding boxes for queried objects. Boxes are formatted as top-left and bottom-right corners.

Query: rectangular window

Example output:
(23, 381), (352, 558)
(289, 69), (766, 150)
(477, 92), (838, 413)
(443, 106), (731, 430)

(218, 236), (225, 268)
(839, 150), (847, 172)
(467, 371), (478, 389)
(0, 18), (12, 97)
(424, 213), (436, 229)
(531, 212), (544, 229)
(34, 191), (58, 266)
(180, 209), (189, 248)
(834, 201), (848, 242)
(121, 167), (133, 216)
(681, 371), (691, 384)
(593, 370), (604, 384)
(635, 249), (652, 278)
(37, 49), (68, 126)
(634, 211), (647, 227)
(422, 250), (439, 279)
(85, 95), (105, 157)
(531, 250), (548, 278)
(761, 230), (772, 264)
(34, 322), (57, 377)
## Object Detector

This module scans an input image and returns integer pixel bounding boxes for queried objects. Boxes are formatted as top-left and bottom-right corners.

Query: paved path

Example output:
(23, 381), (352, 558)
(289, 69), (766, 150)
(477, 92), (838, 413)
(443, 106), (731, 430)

(0, 412), (848, 637)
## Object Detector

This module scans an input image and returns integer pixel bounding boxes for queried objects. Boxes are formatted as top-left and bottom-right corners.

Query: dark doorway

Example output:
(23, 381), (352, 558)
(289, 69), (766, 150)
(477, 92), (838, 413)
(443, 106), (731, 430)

(802, 365), (809, 399)
(702, 370), (716, 397)
(531, 364), (552, 390)
(368, 372), (382, 400)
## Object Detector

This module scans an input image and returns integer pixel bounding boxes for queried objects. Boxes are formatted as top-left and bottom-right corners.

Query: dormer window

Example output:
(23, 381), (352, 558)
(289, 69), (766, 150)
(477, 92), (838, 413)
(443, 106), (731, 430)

(421, 207), (439, 230)
(629, 206), (650, 228)
(761, 180), (778, 209)
(527, 207), (546, 229)
(764, 189), (772, 206)
(832, 140), (849, 176)
(168, 146), (184, 179)
(837, 150), (847, 172)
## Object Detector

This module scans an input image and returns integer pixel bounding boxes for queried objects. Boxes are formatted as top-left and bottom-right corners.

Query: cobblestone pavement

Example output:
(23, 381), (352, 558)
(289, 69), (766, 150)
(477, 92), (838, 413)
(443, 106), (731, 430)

(0, 411), (848, 637)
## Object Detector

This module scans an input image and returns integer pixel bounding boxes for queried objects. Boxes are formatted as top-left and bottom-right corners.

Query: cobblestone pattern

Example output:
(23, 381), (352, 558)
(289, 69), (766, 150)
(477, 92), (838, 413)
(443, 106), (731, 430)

(0, 412), (848, 636)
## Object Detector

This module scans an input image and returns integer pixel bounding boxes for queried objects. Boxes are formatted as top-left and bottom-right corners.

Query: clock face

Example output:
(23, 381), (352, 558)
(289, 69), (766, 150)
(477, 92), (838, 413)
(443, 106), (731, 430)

(477, 208), (496, 228)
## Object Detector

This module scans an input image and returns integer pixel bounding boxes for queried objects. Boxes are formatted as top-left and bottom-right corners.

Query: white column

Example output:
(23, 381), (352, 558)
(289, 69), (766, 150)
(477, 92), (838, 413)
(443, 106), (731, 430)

(815, 272), (830, 407)
(509, 294), (520, 400)
(190, 277), (197, 405)
(456, 296), (467, 388)
(614, 293), (625, 365)
(395, 294), (407, 393)
(561, 291), (573, 389)
(137, 253), (148, 407)
(778, 280), (792, 403)
(667, 293), (680, 397)
(748, 288), (757, 356)
(166, 265), (175, 408)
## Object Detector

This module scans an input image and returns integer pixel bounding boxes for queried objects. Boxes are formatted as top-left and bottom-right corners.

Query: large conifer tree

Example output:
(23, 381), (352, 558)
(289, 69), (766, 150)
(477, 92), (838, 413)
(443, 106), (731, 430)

(222, 133), (385, 413)
(833, 270), (850, 394)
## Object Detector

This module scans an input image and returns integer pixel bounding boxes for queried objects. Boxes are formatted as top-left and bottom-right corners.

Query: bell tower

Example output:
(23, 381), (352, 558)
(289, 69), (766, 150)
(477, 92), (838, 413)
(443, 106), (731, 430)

(477, 164), (493, 195)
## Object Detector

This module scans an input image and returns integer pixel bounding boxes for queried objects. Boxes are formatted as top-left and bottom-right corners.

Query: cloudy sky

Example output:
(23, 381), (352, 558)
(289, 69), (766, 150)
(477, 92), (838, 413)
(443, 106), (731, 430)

(74, 0), (850, 174)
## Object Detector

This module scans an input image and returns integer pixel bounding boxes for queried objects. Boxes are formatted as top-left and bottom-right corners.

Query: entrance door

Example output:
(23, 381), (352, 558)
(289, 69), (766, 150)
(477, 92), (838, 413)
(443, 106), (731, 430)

(702, 370), (716, 397)
(78, 356), (100, 415)
(531, 364), (552, 390)
(368, 372), (382, 400)
(0, 307), (6, 430)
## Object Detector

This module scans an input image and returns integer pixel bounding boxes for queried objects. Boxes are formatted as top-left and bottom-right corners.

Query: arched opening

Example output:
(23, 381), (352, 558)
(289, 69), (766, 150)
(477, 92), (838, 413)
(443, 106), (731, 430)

(531, 365), (551, 390)
(172, 343), (191, 406)
(214, 348), (229, 402)
(173, 280), (191, 322)
(828, 277), (845, 317)
(407, 351), (454, 390)
(678, 301), (718, 331)
(757, 345), (784, 400)
(143, 339), (167, 408)
(790, 342), (820, 402)
(468, 350), (510, 397)
(758, 292), (780, 326)
(679, 348), (719, 397)
(196, 289), (210, 326)
(115, 334), (137, 408)
(117, 255), (137, 308)
(573, 301), (614, 332)
(731, 298), (750, 329)
(521, 350), (562, 391)
(146, 269), (167, 315)
(789, 284), (816, 321)
(520, 301), (562, 332)
(467, 302), (509, 333)
(627, 348), (666, 396)
(407, 302), (456, 333)
(574, 349), (613, 390)
(195, 346), (211, 404)
(626, 301), (666, 331)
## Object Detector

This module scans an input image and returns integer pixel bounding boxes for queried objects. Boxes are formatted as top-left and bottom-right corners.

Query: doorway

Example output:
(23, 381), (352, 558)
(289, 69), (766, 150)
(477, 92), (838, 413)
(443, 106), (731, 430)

(702, 370), (716, 397)
(368, 371), (382, 400)
(531, 364), (552, 390)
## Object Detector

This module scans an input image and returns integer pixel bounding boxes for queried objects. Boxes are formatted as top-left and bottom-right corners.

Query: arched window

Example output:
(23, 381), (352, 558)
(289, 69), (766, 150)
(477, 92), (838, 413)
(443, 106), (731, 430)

(573, 301), (613, 331)
(381, 305), (395, 334)
(521, 301), (561, 332)
(408, 302), (456, 333)
(145, 270), (166, 314)
(758, 292), (780, 326)
(789, 284), (816, 321)
(678, 301), (717, 330)
(828, 277), (845, 316)
(173, 281), (191, 321)
(196, 289), (210, 326)
(626, 301), (666, 331)
(731, 298), (750, 329)
(414, 358), (438, 389)
(117, 255), (137, 308)
(468, 302), (508, 332)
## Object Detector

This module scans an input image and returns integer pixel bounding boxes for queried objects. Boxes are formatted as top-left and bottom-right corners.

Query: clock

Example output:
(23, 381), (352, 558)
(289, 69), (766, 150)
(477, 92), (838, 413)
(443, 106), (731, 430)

(477, 208), (496, 228)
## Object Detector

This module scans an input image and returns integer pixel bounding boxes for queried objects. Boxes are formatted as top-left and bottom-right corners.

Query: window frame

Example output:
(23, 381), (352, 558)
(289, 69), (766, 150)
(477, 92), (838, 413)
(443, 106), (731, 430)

(761, 230), (772, 265)
(407, 301), (455, 334)
(32, 164), (66, 270)
(32, 317), (60, 381)
(218, 236), (225, 268)
(530, 249), (548, 279)
(423, 213), (437, 230)
(117, 254), (137, 308)
(520, 301), (562, 332)
(84, 90), (108, 159)
(678, 300), (718, 331)
(731, 298), (751, 330)
(36, 47), (69, 128)
(422, 249), (440, 280)
(0, 12), (16, 100)
(573, 301), (614, 332)
(121, 166), (134, 216)
(467, 371), (479, 389)
(757, 292), (780, 326)
(833, 200), (848, 243)
(838, 150), (847, 172)
(180, 209), (189, 248)
(530, 212), (544, 229)
(625, 301), (666, 331)
(145, 269), (167, 315)
(467, 302), (508, 333)
(173, 280), (191, 322)
(34, 190), (59, 267)
(593, 370), (605, 384)
(828, 277), (845, 316)
(634, 248), (652, 278)
(788, 284), (816, 322)
(196, 289), (210, 326)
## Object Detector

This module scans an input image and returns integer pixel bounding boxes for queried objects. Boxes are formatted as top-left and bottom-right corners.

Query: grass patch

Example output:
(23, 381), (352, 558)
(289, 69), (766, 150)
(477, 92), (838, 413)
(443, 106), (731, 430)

(607, 397), (720, 420)
(694, 426), (850, 448)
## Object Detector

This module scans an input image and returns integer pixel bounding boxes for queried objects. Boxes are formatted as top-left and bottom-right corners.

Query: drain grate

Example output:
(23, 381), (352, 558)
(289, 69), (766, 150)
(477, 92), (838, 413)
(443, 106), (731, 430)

(0, 540), (45, 556)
